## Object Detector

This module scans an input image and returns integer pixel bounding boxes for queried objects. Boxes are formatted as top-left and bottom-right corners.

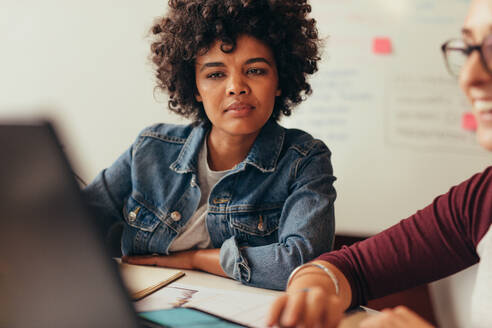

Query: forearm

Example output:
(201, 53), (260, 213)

(123, 248), (228, 278)
(287, 260), (352, 311)
(319, 184), (482, 306)
(191, 249), (227, 277)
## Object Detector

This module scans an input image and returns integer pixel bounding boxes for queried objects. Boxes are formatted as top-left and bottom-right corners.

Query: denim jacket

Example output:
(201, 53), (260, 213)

(83, 119), (336, 290)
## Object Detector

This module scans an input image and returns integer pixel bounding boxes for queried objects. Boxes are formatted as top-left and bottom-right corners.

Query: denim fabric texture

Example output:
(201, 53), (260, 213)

(83, 119), (336, 290)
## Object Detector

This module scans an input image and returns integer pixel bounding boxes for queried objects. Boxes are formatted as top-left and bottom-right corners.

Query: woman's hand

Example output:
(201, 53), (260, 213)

(267, 261), (351, 328)
(122, 249), (227, 277)
(267, 286), (344, 328)
(359, 306), (435, 328)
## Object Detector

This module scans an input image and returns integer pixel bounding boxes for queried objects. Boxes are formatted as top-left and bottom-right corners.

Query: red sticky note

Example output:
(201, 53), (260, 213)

(462, 112), (477, 131)
(373, 37), (392, 55)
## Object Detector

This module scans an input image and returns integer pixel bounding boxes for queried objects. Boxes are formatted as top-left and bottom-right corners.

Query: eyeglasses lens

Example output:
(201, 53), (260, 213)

(445, 39), (467, 76)
(482, 35), (492, 73)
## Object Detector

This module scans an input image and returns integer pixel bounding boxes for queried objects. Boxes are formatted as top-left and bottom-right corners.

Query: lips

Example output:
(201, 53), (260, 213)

(473, 100), (492, 123)
(225, 101), (255, 112)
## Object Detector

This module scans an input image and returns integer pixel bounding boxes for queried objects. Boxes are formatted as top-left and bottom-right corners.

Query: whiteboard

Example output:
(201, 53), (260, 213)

(0, 0), (490, 235)
(282, 0), (491, 234)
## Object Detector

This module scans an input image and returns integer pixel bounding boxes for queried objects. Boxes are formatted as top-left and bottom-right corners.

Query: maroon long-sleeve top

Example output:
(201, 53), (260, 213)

(318, 166), (492, 308)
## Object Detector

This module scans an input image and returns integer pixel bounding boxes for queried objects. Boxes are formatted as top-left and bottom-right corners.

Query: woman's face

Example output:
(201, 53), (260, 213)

(194, 35), (281, 140)
(460, 0), (492, 151)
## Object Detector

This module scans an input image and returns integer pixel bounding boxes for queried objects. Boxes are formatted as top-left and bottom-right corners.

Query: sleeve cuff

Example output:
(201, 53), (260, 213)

(219, 236), (251, 283)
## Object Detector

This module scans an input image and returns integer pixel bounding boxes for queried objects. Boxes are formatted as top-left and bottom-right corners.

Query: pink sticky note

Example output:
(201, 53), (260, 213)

(373, 37), (392, 55)
(462, 112), (477, 131)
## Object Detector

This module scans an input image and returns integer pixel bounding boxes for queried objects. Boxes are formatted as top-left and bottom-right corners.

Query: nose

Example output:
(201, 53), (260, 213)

(460, 50), (492, 90)
(226, 73), (250, 96)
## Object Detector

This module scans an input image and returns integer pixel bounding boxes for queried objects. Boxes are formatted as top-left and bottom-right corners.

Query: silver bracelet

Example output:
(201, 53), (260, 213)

(286, 262), (340, 296)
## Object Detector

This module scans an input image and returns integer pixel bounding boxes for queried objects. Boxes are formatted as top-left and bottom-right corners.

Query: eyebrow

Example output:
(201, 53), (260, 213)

(198, 57), (273, 72)
(461, 28), (473, 39)
(245, 57), (272, 66)
(199, 62), (225, 72)
(461, 26), (492, 41)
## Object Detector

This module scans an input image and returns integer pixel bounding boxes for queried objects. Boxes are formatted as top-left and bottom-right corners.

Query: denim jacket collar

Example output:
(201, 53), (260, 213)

(170, 119), (285, 174)
(242, 119), (285, 173)
(169, 123), (208, 174)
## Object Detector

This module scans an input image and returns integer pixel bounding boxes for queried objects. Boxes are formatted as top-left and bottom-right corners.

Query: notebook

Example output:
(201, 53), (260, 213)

(117, 260), (185, 301)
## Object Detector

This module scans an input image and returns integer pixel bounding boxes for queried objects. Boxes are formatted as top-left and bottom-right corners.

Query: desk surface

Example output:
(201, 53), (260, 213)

(155, 268), (369, 328)
(170, 268), (282, 297)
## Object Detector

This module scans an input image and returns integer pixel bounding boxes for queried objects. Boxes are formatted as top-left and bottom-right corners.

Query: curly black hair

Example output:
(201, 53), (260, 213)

(151, 0), (321, 122)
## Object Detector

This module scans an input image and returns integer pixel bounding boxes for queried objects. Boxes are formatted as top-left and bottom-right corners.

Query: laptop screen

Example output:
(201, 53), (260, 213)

(0, 122), (139, 328)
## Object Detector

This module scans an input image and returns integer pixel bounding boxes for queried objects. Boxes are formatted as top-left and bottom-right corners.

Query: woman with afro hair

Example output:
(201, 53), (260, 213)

(83, 0), (336, 290)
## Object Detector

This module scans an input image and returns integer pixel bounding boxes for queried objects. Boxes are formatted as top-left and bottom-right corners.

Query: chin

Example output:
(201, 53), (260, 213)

(225, 123), (262, 136)
(476, 127), (492, 151)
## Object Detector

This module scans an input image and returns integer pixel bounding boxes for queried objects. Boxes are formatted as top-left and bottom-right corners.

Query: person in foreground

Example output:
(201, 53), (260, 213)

(267, 0), (492, 326)
(82, 0), (336, 290)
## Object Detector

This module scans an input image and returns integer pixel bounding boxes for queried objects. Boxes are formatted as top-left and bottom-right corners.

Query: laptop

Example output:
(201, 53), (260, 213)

(0, 121), (143, 327)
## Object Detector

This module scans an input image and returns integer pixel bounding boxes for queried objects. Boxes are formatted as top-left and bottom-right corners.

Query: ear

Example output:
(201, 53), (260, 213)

(275, 88), (281, 97)
(195, 93), (203, 102)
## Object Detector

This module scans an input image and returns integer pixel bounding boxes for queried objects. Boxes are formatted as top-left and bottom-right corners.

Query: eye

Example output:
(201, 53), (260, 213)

(206, 71), (225, 79)
(246, 67), (267, 75)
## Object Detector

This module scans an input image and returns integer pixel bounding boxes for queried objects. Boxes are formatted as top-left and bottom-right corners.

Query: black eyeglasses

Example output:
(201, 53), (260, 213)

(441, 34), (492, 77)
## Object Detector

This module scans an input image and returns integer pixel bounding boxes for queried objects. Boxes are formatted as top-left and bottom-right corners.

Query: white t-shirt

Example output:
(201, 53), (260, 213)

(471, 224), (492, 328)
(168, 140), (230, 252)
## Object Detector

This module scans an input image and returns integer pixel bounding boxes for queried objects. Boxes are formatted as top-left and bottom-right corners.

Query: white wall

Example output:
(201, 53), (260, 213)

(0, 0), (184, 183)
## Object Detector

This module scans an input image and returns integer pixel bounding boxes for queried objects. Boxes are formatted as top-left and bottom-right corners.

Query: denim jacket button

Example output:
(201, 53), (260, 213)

(171, 211), (182, 221)
(128, 211), (137, 222)
(258, 215), (265, 231)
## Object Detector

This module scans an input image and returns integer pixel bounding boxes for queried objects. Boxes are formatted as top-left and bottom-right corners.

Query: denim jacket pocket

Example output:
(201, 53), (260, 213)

(123, 195), (162, 233)
(229, 209), (281, 245)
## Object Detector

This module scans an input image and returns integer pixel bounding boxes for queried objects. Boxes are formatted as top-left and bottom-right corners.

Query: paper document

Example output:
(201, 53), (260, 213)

(134, 282), (276, 328)
(117, 260), (185, 301)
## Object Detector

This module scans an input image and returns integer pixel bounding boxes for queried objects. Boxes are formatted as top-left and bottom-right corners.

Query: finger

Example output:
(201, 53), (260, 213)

(392, 306), (435, 327)
(266, 294), (288, 327)
(392, 306), (417, 320)
(361, 309), (423, 328)
(324, 296), (343, 328)
(303, 288), (326, 328)
(280, 290), (307, 327)
(359, 310), (397, 328)
(382, 307), (418, 327)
